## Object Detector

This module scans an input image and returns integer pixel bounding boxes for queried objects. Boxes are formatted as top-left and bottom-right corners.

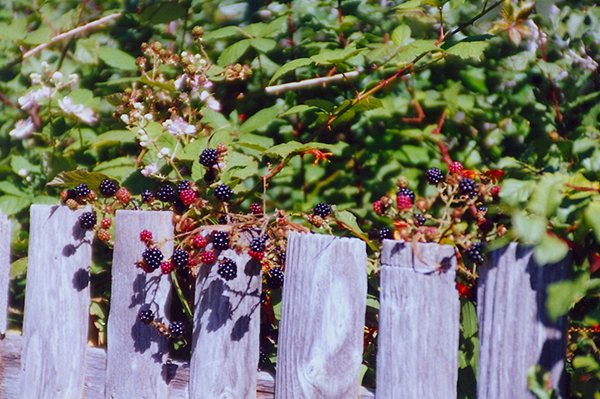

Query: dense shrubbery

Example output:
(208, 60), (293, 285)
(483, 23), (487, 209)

(1, 0), (600, 396)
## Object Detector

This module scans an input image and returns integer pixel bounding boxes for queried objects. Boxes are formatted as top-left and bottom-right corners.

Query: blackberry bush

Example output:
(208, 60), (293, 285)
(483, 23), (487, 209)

(218, 258), (237, 281)
(156, 185), (175, 202)
(76, 183), (90, 198)
(99, 179), (117, 197)
(249, 236), (267, 252)
(459, 178), (477, 196)
(78, 212), (97, 230)
(172, 249), (189, 268)
(138, 309), (154, 325)
(212, 231), (229, 250)
(378, 227), (393, 240)
(426, 168), (444, 185)
(313, 202), (331, 218)
(214, 184), (233, 201)
(169, 321), (185, 338)
(199, 148), (219, 168)
(142, 247), (164, 270)
(266, 268), (284, 289)
(141, 190), (154, 203)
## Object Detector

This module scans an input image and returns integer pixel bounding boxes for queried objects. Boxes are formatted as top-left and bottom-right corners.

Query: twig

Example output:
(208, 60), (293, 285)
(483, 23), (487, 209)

(22, 12), (122, 59)
(265, 70), (359, 94)
(443, 0), (503, 43)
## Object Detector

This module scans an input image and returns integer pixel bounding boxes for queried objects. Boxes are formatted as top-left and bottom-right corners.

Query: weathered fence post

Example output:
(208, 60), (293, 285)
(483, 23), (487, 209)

(477, 242), (568, 399)
(377, 240), (459, 399)
(19, 205), (94, 398)
(275, 231), (367, 399)
(0, 210), (10, 336)
(105, 210), (173, 398)
(189, 231), (262, 398)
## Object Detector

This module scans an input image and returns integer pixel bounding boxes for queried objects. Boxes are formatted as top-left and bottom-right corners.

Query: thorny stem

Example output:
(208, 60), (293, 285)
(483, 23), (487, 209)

(170, 271), (194, 323)
(443, 0), (503, 43)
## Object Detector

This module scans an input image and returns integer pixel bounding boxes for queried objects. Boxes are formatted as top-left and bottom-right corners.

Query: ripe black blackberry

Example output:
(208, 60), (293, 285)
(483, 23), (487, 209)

(138, 309), (154, 325)
(414, 213), (426, 226)
(313, 202), (331, 218)
(249, 236), (267, 252)
(276, 249), (286, 265)
(218, 214), (231, 224)
(459, 178), (477, 195)
(397, 188), (415, 204)
(99, 179), (118, 197)
(218, 258), (237, 280)
(78, 212), (97, 230)
(426, 168), (444, 185)
(199, 148), (219, 168)
(171, 249), (189, 268)
(378, 227), (393, 240)
(169, 321), (185, 338)
(266, 268), (284, 289)
(478, 206), (488, 214)
(368, 228), (379, 240)
(171, 197), (186, 213)
(142, 247), (164, 270)
(156, 184), (175, 202)
(212, 231), (230, 250)
(177, 180), (190, 194)
(214, 184), (233, 201)
(204, 169), (216, 182)
(76, 183), (90, 198)
(141, 189), (154, 203)
(464, 242), (484, 266)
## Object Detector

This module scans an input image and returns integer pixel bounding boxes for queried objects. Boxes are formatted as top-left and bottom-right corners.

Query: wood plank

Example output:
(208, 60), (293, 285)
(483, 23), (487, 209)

(275, 232), (367, 399)
(19, 205), (93, 398)
(105, 210), (174, 399)
(477, 243), (567, 399)
(0, 333), (22, 399)
(377, 240), (459, 399)
(189, 231), (262, 398)
(0, 211), (10, 335)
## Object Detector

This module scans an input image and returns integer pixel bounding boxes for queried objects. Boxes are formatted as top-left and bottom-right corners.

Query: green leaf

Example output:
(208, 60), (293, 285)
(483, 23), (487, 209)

(269, 58), (314, 85)
(23, 26), (53, 45)
(201, 109), (231, 130)
(47, 169), (112, 190)
(354, 97), (383, 112)
(250, 38), (276, 53)
(239, 105), (280, 134)
(461, 300), (478, 339)
(394, 0), (426, 10)
(221, 151), (259, 183)
(217, 39), (251, 66)
(93, 157), (136, 181)
(584, 200), (600, 242)
(278, 105), (319, 117)
(445, 40), (489, 61)
(0, 182), (27, 197)
(204, 26), (241, 41)
(265, 141), (344, 160)
(10, 257), (27, 279)
(366, 43), (398, 62)
(527, 174), (566, 216)
(0, 18), (27, 41)
(258, 16), (288, 38)
(533, 233), (569, 265)
(500, 179), (537, 206)
(547, 272), (589, 322)
(235, 133), (274, 152)
(395, 40), (440, 63)
(513, 211), (546, 244)
(305, 99), (336, 112)
(333, 210), (368, 243)
(11, 155), (40, 175)
(137, 2), (189, 24)
(391, 25), (411, 47)
(310, 42), (364, 65)
(97, 48), (138, 72)
(139, 76), (176, 92)
(0, 195), (31, 216)
(92, 130), (136, 146)
(527, 365), (557, 399)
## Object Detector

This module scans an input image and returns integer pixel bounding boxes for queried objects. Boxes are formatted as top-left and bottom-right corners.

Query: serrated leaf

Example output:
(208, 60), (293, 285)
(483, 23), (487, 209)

(235, 133), (274, 152)
(217, 39), (251, 66)
(97, 48), (137, 71)
(221, 151), (258, 183)
(258, 16), (288, 38)
(11, 155), (40, 174)
(533, 233), (569, 265)
(242, 22), (266, 37)
(279, 105), (319, 117)
(395, 0), (426, 10)
(137, 2), (188, 24)
(10, 257), (27, 279)
(139, 76), (176, 92)
(333, 210), (365, 239)
(396, 40), (440, 63)
(354, 97), (383, 112)
(445, 40), (489, 61)
(500, 178), (537, 206)
(513, 211), (546, 244)
(366, 43), (398, 62)
(201, 109), (231, 130)
(585, 201), (600, 242)
(47, 169), (112, 190)
(269, 58), (314, 85)
(93, 157), (136, 181)
(305, 99), (336, 112)
(0, 195), (31, 216)
(547, 272), (589, 321)
(250, 38), (276, 53)
(23, 26), (53, 45)
(204, 26), (241, 41)
(311, 42), (364, 65)
(0, 19), (27, 41)
(239, 105), (280, 134)
(527, 174), (566, 216)
(0, 182), (27, 197)
(391, 25), (411, 47)
(92, 130), (136, 146)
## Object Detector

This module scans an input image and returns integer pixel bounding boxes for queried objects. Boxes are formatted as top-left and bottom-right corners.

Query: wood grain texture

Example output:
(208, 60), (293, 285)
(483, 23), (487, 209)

(477, 243), (567, 399)
(378, 240), (459, 399)
(0, 211), (10, 335)
(275, 231), (367, 399)
(189, 231), (262, 399)
(105, 210), (174, 399)
(19, 205), (93, 399)
(0, 333), (22, 399)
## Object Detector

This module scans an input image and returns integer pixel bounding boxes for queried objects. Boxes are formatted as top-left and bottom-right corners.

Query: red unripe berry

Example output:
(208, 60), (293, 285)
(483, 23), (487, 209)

(180, 189), (197, 206)
(217, 143), (228, 153)
(200, 251), (216, 264)
(373, 200), (383, 216)
(457, 282), (471, 297)
(116, 187), (131, 204)
(97, 229), (111, 242)
(140, 229), (153, 242)
(397, 195), (412, 210)
(449, 162), (464, 174)
(100, 218), (112, 229)
(490, 185), (501, 196)
(248, 250), (264, 261)
(193, 235), (207, 248)
(249, 203), (262, 214)
(161, 261), (175, 274)
(188, 257), (197, 266)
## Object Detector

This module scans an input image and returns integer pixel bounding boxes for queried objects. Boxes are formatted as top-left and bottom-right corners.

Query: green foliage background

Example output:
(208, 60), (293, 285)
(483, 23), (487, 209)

(1, 0), (600, 397)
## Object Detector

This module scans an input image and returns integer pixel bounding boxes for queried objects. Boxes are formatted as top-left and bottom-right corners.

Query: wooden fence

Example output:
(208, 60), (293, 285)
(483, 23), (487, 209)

(0, 205), (567, 398)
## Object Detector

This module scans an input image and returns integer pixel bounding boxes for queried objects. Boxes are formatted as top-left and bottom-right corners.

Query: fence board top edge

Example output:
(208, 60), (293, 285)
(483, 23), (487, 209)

(381, 239), (457, 272)
(288, 230), (367, 248)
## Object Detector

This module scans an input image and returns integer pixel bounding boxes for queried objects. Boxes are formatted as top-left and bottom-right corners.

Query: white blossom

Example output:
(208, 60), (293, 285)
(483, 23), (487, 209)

(200, 91), (221, 111)
(9, 117), (36, 139)
(18, 87), (51, 110)
(167, 117), (196, 137)
(51, 71), (64, 84)
(58, 96), (98, 124)
(157, 147), (171, 159)
(30, 73), (43, 85)
(141, 163), (159, 177)
(120, 114), (130, 124)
